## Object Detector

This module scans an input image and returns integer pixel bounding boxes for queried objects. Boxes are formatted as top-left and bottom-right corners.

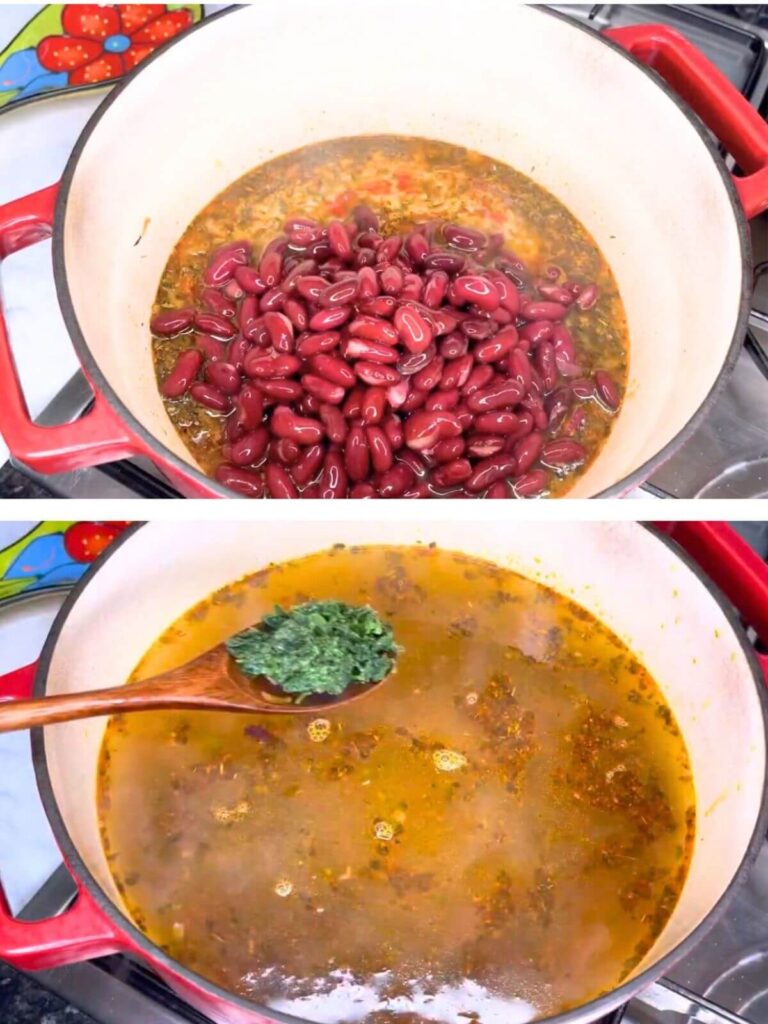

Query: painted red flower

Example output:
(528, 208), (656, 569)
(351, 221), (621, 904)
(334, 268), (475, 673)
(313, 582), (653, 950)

(64, 521), (131, 562)
(37, 5), (193, 86)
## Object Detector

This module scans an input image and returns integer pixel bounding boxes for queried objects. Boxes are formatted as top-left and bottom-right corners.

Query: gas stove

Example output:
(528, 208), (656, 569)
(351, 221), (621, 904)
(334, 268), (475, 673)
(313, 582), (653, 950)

(0, 3), (766, 499)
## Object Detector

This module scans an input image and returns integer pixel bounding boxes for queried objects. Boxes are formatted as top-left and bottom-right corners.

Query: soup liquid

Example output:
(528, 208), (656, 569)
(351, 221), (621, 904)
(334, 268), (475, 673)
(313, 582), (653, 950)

(153, 136), (629, 493)
(98, 546), (693, 1023)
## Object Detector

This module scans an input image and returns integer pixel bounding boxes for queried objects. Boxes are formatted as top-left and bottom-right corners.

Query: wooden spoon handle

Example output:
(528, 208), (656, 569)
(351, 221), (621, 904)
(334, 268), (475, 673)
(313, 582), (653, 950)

(0, 678), (211, 734)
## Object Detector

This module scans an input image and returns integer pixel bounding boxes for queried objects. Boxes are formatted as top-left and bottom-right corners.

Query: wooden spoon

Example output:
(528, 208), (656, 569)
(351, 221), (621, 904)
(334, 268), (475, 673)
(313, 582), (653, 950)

(0, 645), (386, 735)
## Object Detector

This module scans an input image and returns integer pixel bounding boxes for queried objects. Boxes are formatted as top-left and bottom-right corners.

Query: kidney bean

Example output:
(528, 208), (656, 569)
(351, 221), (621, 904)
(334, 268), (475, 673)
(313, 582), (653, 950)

(475, 327), (517, 363)
(356, 265), (379, 300)
(283, 298), (308, 332)
(377, 462), (415, 498)
(350, 315), (398, 345)
(537, 283), (574, 305)
(506, 348), (533, 394)
(378, 265), (402, 296)
(291, 443), (325, 486)
(233, 265), (266, 294)
(404, 410), (462, 451)
(555, 353), (583, 379)
(452, 275), (500, 311)
(443, 223), (488, 253)
(263, 462), (298, 498)
(428, 309), (458, 337)
(357, 296), (396, 319)
(466, 455), (516, 493)
(237, 297), (262, 344)
(485, 481), (511, 498)
(418, 270), (448, 309)
(194, 311), (236, 339)
(320, 277), (359, 308)
(355, 248), (376, 268)
(401, 387), (427, 413)
(317, 451), (348, 498)
(534, 341), (557, 392)
(424, 250), (465, 274)
(346, 482), (373, 498)
(472, 411), (518, 435)
(397, 449), (429, 479)
(355, 362), (401, 387)
(261, 312), (293, 353)
(562, 406), (587, 436)
(386, 378), (410, 409)
(541, 438), (587, 468)
(594, 370), (620, 411)
(299, 394), (321, 417)
(193, 334), (226, 363)
(544, 387), (573, 431)
(201, 288), (236, 319)
(485, 270), (520, 316)
(519, 393), (548, 430)
(489, 307), (513, 327)
(466, 434), (506, 458)
(520, 301), (568, 322)
(311, 353), (356, 388)
(344, 424), (370, 482)
(215, 463), (263, 498)
(296, 331), (340, 358)
(259, 379), (303, 402)
(300, 484), (320, 498)
(512, 469), (550, 498)
(439, 332), (469, 360)
(454, 404), (475, 432)
(204, 241), (250, 287)
(327, 220), (352, 259)
(294, 276), (326, 302)
(361, 387), (387, 425)
(432, 458), (473, 488)
(302, 374), (345, 404)
(576, 283), (599, 310)
(161, 349), (203, 398)
(430, 436), (464, 464)
(393, 305), (433, 355)
(434, 353), (470, 392)
(345, 338), (399, 364)
(342, 387), (364, 419)
(460, 319), (495, 341)
(520, 320), (553, 345)
(203, 360), (239, 395)
(512, 431), (544, 475)
(467, 380), (524, 413)
(373, 414), (401, 456)
(462, 363), (495, 397)
(151, 308), (195, 338)
(309, 306), (351, 331)
(361, 425), (392, 473)
(257, 249), (281, 289)
(270, 406), (323, 445)
(227, 427), (269, 467)
(244, 353), (301, 379)
(228, 386), (264, 438)
(351, 204), (379, 233)
(190, 382), (231, 412)
(425, 388), (460, 412)
(571, 377), (597, 400)
(319, 403), (348, 444)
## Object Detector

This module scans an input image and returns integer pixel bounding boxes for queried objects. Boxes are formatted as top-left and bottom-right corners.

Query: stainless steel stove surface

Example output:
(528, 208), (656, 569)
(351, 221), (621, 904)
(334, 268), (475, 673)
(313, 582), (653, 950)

(2, 3), (767, 500)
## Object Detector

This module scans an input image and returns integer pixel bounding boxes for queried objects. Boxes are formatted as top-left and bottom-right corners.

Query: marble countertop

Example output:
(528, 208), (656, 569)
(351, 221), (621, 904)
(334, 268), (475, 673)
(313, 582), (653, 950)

(0, 962), (95, 1024)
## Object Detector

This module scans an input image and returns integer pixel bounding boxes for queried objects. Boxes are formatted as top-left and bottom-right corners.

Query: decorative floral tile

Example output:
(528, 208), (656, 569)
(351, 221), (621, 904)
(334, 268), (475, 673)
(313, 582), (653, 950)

(0, 4), (203, 108)
(0, 521), (131, 601)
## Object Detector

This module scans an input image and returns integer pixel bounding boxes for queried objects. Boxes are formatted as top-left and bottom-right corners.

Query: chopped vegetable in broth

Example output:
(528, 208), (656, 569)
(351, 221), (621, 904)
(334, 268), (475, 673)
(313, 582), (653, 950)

(98, 545), (693, 1023)
(152, 137), (629, 497)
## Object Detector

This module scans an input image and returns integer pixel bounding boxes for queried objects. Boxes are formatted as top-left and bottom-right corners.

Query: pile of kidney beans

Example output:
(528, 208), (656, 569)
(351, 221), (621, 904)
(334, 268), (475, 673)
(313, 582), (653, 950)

(152, 206), (620, 498)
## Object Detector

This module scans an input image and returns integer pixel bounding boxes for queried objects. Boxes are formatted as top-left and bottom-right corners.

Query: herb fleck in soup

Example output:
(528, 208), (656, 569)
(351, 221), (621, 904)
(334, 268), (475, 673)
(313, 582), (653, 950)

(98, 545), (693, 1022)
(152, 137), (629, 498)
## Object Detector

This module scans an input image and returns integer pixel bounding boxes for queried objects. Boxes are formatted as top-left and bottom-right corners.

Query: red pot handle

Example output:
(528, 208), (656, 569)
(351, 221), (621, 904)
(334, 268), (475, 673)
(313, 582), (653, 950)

(605, 25), (768, 219)
(0, 184), (143, 473)
(655, 522), (768, 654)
(0, 661), (124, 969)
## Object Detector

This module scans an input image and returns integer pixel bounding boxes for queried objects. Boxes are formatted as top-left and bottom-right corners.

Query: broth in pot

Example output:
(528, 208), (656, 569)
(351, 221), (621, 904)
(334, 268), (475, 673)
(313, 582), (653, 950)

(98, 545), (693, 1022)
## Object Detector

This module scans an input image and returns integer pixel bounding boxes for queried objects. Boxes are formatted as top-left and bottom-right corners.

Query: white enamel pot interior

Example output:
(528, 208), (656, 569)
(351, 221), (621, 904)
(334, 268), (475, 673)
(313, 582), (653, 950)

(54, 2), (749, 498)
(33, 521), (767, 1024)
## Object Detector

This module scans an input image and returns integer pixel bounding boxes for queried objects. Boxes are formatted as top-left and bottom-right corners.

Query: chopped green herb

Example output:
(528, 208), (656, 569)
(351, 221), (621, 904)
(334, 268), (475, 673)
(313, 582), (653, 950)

(226, 601), (399, 697)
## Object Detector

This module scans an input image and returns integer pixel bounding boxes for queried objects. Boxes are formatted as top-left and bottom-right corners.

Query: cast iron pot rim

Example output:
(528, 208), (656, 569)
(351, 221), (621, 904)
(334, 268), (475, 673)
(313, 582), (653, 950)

(31, 521), (768, 1024)
(49, 4), (753, 500)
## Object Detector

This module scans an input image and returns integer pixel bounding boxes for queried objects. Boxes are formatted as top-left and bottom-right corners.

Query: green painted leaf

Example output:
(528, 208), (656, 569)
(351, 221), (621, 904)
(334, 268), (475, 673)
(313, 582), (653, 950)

(0, 522), (74, 579)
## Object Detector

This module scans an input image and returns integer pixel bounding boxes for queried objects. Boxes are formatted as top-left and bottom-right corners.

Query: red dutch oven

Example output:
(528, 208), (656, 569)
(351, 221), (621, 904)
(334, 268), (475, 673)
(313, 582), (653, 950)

(0, 520), (767, 1024)
(1, 5), (768, 497)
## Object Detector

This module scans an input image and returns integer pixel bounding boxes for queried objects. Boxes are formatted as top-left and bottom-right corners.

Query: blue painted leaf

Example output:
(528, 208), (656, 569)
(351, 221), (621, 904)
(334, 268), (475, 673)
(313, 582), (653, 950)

(5, 535), (72, 580)
(17, 70), (68, 99)
(0, 48), (45, 91)
(28, 563), (88, 590)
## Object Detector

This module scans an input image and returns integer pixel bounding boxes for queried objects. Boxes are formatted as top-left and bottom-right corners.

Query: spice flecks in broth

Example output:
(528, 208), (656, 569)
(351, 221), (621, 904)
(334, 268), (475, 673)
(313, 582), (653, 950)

(98, 546), (693, 1023)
